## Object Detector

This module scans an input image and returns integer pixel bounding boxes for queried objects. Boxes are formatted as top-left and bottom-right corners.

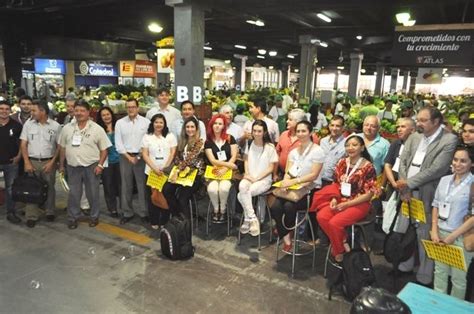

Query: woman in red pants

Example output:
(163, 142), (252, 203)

(310, 134), (379, 262)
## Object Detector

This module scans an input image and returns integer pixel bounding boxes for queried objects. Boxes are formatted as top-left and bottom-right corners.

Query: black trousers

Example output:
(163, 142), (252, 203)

(270, 196), (308, 239)
(163, 177), (201, 219)
(101, 162), (121, 212)
(144, 176), (170, 226)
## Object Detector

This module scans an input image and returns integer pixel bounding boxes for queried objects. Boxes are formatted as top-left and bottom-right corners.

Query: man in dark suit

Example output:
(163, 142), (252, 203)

(397, 106), (458, 285)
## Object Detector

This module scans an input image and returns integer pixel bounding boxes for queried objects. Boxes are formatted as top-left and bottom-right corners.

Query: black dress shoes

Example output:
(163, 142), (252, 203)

(7, 213), (21, 224)
(120, 215), (135, 224)
(26, 220), (36, 228)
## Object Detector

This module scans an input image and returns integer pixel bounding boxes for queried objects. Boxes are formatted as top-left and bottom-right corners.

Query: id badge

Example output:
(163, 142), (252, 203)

(341, 182), (352, 197)
(217, 151), (227, 161)
(71, 134), (82, 147)
(288, 164), (300, 178)
(412, 151), (426, 166)
(407, 165), (420, 178)
(438, 202), (451, 220)
(392, 157), (401, 173)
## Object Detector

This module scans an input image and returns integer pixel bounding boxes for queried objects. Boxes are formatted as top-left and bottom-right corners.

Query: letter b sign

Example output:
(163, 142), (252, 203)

(176, 86), (202, 103)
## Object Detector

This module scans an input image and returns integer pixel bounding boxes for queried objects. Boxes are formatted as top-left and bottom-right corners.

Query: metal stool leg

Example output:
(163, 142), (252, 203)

(257, 197), (261, 251)
(206, 201), (211, 236)
(306, 211), (316, 270)
(291, 213), (300, 277)
(237, 211), (244, 245)
(188, 199), (194, 237)
(324, 244), (331, 278)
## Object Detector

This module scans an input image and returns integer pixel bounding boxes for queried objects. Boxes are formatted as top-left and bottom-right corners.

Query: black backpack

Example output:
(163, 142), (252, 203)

(160, 215), (194, 260)
(328, 249), (376, 301)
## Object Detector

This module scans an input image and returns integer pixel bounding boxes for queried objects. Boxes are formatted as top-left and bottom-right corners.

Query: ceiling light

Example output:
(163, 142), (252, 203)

(255, 19), (265, 27)
(234, 44), (247, 50)
(319, 42), (328, 48)
(246, 20), (256, 25)
(287, 54), (295, 59)
(337, 66), (344, 70)
(258, 49), (267, 55)
(148, 23), (163, 33)
(269, 66), (274, 70)
(224, 60), (231, 64)
(361, 69), (366, 74)
(396, 12), (410, 24)
(356, 35), (363, 40)
(203, 46), (212, 51)
(268, 51), (277, 56)
(403, 20), (416, 27)
(257, 55), (265, 59)
(295, 69), (299, 73)
(374, 72), (377, 75)
(465, 69), (470, 71)
(443, 73), (449, 77)
(316, 13), (332, 23)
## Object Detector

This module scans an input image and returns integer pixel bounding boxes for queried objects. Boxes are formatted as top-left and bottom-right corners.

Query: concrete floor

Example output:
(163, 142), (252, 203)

(0, 182), (468, 313)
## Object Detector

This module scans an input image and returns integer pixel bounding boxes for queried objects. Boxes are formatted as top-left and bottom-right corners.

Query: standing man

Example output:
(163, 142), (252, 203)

(359, 115), (390, 176)
(145, 88), (181, 125)
(11, 95), (32, 125)
(268, 95), (288, 134)
(115, 98), (150, 224)
(396, 107), (458, 286)
(242, 98), (280, 144)
(63, 96), (76, 125)
(377, 98), (396, 122)
(400, 100), (416, 120)
(20, 99), (61, 228)
(169, 100), (206, 141)
(0, 100), (22, 224)
(319, 115), (347, 186)
(220, 105), (243, 142)
(59, 100), (111, 229)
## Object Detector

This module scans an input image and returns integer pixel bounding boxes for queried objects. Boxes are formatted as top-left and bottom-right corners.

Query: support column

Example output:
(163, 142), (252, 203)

(409, 73), (416, 93)
(348, 52), (363, 98)
(166, 0), (205, 103)
(402, 71), (410, 93)
(281, 64), (290, 88)
(389, 68), (399, 93)
(334, 70), (340, 90)
(374, 62), (385, 96)
(298, 35), (317, 100)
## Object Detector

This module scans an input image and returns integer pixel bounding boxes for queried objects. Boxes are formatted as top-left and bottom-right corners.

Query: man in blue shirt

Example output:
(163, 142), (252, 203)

(320, 115), (346, 185)
(359, 115), (389, 176)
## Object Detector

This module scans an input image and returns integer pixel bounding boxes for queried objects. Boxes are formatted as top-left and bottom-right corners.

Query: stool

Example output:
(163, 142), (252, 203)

(237, 193), (273, 251)
(275, 193), (316, 277)
(205, 184), (235, 236)
(188, 195), (199, 236)
(323, 207), (376, 277)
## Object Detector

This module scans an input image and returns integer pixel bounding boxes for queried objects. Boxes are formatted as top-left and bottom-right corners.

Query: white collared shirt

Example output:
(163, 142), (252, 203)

(146, 103), (181, 125)
(20, 118), (62, 159)
(115, 115), (150, 154)
(419, 125), (443, 152)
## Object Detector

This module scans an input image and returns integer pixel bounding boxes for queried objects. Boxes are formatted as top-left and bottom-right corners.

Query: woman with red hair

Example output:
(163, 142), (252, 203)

(205, 114), (238, 221)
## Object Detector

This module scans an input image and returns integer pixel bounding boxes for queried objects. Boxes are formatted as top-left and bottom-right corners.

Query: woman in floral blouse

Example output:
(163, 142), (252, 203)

(310, 134), (378, 262)
(164, 117), (205, 219)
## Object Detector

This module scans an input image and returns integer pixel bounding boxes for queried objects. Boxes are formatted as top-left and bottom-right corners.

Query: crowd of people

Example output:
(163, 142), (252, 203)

(0, 88), (473, 301)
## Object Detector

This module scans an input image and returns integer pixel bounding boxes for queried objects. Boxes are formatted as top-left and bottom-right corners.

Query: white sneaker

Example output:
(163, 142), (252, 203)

(240, 221), (251, 234)
(249, 219), (260, 237)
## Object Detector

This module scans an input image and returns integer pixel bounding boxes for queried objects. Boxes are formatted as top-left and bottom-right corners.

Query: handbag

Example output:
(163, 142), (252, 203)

(12, 173), (48, 205)
(272, 185), (312, 203)
(382, 191), (400, 234)
(463, 182), (474, 251)
(151, 188), (169, 210)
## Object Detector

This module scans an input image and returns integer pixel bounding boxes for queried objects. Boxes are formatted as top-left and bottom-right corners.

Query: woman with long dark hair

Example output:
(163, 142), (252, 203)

(96, 106), (120, 217)
(311, 134), (378, 262)
(141, 114), (177, 228)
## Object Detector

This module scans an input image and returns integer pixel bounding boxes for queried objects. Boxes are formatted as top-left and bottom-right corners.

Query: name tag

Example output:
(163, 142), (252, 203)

(288, 164), (300, 178)
(217, 150), (227, 161)
(71, 134), (82, 147)
(392, 157), (401, 173)
(412, 151), (426, 166)
(341, 182), (352, 197)
(438, 202), (451, 220)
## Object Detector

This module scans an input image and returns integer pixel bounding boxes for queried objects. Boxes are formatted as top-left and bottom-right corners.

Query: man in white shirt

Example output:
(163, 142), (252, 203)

(145, 88), (181, 126)
(220, 104), (243, 142)
(242, 98), (280, 145)
(115, 99), (150, 224)
(170, 100), (206, 141)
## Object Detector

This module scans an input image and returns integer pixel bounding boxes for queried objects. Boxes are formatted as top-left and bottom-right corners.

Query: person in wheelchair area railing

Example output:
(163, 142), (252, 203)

(310, 134), (379, 263)
(270, 120), (325, 253)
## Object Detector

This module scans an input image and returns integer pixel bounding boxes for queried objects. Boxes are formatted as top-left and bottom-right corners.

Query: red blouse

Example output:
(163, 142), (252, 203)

(334, 158), (379, 200)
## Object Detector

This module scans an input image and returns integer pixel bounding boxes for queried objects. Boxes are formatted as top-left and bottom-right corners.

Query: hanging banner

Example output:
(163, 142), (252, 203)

(157, 49), (175, 73)
(74, 61), (118, 76)
(120, 60), (157, 77)
(391, 24), (474, 67)
(416, 68), (443, 84)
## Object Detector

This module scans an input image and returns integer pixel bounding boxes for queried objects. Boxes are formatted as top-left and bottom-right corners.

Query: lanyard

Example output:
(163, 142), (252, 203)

(344, 158), (363, 183)
(296, 143), (313, 162)
(445, 174), (472, 203)
(398, 144), (404, 157)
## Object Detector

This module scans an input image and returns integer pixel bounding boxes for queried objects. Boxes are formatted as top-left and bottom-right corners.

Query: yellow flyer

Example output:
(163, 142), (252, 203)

(169, 166), (198, 187)
(146, 171), (168, 192)
(204, 166), (232, 180)
(422, 240), (467, 271)
(401, 198), (426, 223)
(272, 181), (302, 190)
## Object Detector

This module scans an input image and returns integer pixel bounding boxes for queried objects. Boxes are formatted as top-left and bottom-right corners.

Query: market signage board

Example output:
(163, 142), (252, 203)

(120, 60), (157, 78)
(74, 61), (118, 76)
(391, 24), (474, 67)
(34, 58), (66, 74)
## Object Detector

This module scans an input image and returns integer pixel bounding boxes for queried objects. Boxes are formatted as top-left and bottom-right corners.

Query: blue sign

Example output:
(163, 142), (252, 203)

(34, 58), (66, 74)
(74, 61), (118, 77)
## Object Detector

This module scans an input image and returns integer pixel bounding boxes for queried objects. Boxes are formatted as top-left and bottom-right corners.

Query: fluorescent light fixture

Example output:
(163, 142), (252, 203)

(316, 13), (332, 23)
(356, 35), (363, 40)
(258, 49), (267, 55)
(396, 12), (410, 24)
(246, 20), (256, 25)
(361, 69), (366, 74)
(268, 51), (277, 56)
(224, 60), (231, 64)
(269, 66), (274, 70)
(337, 66), (344, 70)
(319, 42), (328, 47)
(403, 20), (416, 26)
(295, 69), (299, 73)
(234, 44), (247, 49)
(148, 23), (163, 33)
(443, 68), (448, 73)
(374, 72), (377, 75)
(287, 54), (295, 59)
(255, 19), (265, 27)
(203, 46), (212, 51)
(257, 55), (265, 59)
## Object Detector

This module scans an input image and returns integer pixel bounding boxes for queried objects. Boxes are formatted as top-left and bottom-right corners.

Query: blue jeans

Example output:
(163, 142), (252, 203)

(0, 163), (19, 214)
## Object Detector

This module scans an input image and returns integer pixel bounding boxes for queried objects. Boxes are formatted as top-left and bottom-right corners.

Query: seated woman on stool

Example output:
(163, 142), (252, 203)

(270, 120), (325, 252)
(237, 120), (278, 236)
(165, 117), (205, 219)
(311, 134), (378, 263)
(205, 114), (238, 222)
